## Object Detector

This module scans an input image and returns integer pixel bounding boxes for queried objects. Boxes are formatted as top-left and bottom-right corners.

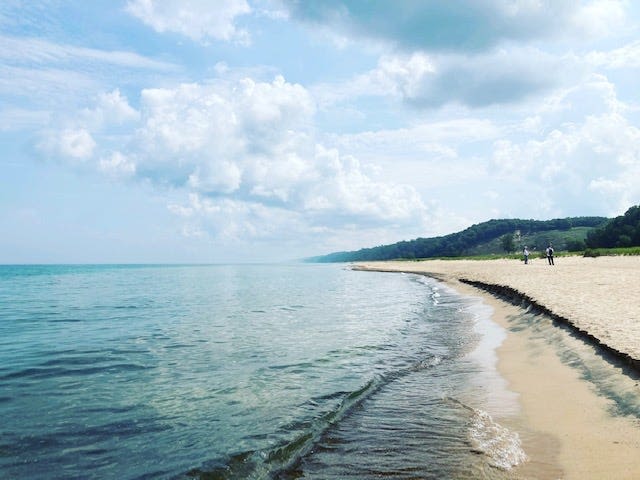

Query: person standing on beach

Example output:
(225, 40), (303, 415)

(523, 246), (530, 264)
(546, 244), (554, 265)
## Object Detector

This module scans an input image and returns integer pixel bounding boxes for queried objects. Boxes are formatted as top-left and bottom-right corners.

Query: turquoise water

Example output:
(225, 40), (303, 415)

(0, 264), (522, 479)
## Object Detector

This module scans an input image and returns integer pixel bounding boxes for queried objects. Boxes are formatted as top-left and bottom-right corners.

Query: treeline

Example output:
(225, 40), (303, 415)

(586, 205), (640, 248)
(310, 217), (607, 263)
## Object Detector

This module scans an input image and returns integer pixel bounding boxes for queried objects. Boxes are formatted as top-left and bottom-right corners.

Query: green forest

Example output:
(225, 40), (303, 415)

(586, 205), (640, 249)
(310, 205), (640, 263)
(309, 217), (607, 262)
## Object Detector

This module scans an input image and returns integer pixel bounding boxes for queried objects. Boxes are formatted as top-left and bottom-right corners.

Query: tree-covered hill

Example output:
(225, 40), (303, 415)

(586, 205), (640, 248)
(308, 216), (608, 263)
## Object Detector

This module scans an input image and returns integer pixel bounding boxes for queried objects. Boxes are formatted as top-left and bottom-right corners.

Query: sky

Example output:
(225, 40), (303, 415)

(1, 0), (639, 263)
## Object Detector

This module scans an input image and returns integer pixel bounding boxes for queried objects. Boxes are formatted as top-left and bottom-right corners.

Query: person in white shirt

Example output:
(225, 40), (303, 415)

(546, 244), (554, 265)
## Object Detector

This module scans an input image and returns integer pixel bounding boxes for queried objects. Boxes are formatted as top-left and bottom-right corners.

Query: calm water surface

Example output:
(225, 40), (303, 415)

(0, 264), (525, 479)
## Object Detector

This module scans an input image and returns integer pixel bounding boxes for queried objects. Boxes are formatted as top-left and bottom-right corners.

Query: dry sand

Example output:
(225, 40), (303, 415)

(354, 256), (640, 480)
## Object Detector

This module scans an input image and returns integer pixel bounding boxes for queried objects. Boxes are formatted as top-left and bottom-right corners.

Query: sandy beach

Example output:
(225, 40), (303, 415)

(354, 255), (640, 479)
(355, 255), (640, 365)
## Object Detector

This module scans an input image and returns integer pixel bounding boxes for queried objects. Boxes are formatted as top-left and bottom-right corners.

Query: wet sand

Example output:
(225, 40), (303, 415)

(354, 256), (640, 479)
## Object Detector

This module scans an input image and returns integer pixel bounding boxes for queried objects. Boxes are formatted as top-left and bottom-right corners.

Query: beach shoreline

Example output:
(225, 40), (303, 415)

(353, 255), (640, 369)
(353, 257), (640, 479)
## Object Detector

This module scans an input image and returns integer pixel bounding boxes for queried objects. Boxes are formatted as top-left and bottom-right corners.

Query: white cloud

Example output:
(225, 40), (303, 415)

(586, 40), (640, 69)
(0, 35), (175, 131)
(168, 194), (306, 242)
(333, 118), (501, 151)
(126, 0), (252, 44)
(314, 48), (570, 109)
(59, 129), (97, 160)
(35, 90), (139, 168)
(289, 1), (628, 113)
(188, 161), (242, 194)
(489, 75), (640, 215)
(282, 0), (629, 53)
(312, 52), (436, 107)
(38, 128), (96, 161)
(589, 168), (640, 216)
(132, 76), (316, 193)
(303, 145), (426, 223)
(99, 152), (136, 178)
(83, 89), (140, 128)
(40, 75), (429, 240)
(322, 71), (640, 225)
(0, 34), (177, 71)
(570, 0), (627, 38)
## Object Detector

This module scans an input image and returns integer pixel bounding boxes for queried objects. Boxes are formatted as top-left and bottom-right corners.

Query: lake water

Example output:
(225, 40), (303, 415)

(0, 264), (525, 479)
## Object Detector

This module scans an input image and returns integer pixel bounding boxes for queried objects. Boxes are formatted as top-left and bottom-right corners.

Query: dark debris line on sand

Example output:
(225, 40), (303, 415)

(458, 278), (640, 375)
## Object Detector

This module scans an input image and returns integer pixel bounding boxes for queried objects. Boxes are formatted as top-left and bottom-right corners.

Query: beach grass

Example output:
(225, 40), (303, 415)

(583, 246), (640, 256)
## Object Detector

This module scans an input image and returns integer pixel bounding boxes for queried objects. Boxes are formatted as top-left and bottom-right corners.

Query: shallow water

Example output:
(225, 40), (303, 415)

(0, 264), (525, 479)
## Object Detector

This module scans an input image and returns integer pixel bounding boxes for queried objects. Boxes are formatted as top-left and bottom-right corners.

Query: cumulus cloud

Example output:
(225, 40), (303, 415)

(99, 151), (137, 178)
(330, 118), (501, 163)
(36, 89), (139, 166)
(489, 75), (640, 215)
(292, 1), (628, 110)
(38, 128), (96, 161)
(322, 72), (639, 222)
(126, 0), (252, 44)
(586, 40), (640, 69)
(40, 75), (428, 241)
(281, 0), (627, 53)
(82, 89), (140, 128)
(302, 145), (426, 222)
(569, 0), (627, 38)
(168, 194), (306, 241)
(132, 76), (316, 193)
(314, 48), (568, 108)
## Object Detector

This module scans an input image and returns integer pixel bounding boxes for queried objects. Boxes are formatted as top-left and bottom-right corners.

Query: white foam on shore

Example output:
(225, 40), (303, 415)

(459, 292), (528, 470)
(437, 280), (527, 470)
(469, 407), (528, 470)
(413, 274), (528, 469)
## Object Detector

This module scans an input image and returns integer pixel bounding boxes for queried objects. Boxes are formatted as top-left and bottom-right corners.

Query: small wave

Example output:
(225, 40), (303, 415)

(266, 361), (314, 372)
(445, 397), (527, 470)
(279, 305), (305, 311)
(185, 378), (383, 479)
(468, 408), (527, 470)
(0, 363), (151, 381)
(189, 358), (452, 479)
(413, 355), (443, 371)
(164, 343), (196, 350)
(469, 410), (527, 470)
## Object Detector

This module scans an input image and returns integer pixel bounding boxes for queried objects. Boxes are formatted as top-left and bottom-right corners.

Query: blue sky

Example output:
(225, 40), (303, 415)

(1, 0), (639, 263)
